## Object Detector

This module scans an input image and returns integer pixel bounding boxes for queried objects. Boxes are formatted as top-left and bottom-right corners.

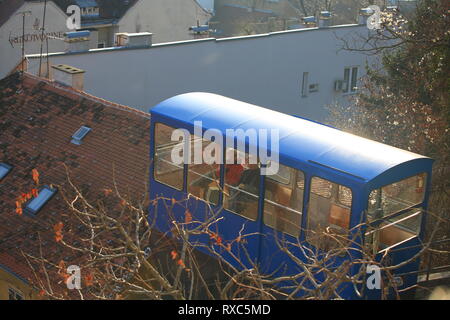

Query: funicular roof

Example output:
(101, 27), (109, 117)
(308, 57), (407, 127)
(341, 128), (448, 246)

(151, 92), (431, 182)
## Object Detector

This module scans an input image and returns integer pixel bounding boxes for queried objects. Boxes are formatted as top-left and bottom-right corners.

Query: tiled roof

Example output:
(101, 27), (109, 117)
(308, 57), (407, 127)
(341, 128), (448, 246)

(0, 0), (25, 29)
(0, 72), (150, 289)
(74, 0), (98, 8)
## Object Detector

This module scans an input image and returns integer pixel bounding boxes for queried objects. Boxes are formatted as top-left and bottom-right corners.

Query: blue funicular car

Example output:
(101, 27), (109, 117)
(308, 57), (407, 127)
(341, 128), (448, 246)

(148, 92), (433, 299)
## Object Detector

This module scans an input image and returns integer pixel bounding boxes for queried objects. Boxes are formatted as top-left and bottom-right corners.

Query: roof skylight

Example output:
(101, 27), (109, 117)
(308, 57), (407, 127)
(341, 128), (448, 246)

(0, 163), (12, 181)
(71, 126), (92, 145)
(25, 186), (57, 215)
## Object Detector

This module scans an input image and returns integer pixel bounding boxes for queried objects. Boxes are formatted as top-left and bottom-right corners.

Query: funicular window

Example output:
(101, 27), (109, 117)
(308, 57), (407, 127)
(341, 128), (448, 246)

(154, 123), (185, 190)
(187, 136), (221, 205)
(366, 173), (426, 252)
(306, 177), (353, 248)
(264, 164), (304, 237)
(223, 149), (260, 221)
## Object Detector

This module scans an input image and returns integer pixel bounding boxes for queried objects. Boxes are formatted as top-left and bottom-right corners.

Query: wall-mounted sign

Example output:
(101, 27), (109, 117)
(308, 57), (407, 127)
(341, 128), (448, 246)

(8, 31), (66, 47)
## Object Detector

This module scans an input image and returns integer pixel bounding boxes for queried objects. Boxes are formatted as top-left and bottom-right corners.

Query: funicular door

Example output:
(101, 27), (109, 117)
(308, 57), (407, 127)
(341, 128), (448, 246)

(183, 140), (263, 271)
(258, 163), (306, 278)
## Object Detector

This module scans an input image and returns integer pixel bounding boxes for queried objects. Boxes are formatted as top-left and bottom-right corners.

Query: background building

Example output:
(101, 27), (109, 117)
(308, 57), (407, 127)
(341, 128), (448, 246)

(0, 0), (214, 79)
(26, 22), (379, 122)
(57, 0), (213, 47)
(117, 0), (212, 44)
(0, 0), (70, 79)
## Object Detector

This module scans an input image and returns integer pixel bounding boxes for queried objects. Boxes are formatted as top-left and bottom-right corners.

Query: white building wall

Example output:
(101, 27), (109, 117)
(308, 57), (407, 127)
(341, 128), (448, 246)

(118, 0), (212, 44)
(27, 24), (376, 121)
(0, 1), (69, 79)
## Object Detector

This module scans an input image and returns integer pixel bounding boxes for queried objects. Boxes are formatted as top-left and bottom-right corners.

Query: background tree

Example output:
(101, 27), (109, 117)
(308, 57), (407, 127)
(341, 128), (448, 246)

(331, 0), (449, 266)
(19, 165), (447, 300)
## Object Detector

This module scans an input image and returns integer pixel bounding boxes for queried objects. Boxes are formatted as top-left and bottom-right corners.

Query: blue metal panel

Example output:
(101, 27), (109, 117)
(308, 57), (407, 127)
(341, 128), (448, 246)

(65, 31), (91, 39)
(74, 0), (98, 8)
(190, 25), (209, 33)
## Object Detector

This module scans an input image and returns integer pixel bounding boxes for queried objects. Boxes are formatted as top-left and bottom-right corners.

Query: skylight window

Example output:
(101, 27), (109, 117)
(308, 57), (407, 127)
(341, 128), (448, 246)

(25, 186), (57, 215)
(0, 163), (12, 181)
(71, 126), (91, 145)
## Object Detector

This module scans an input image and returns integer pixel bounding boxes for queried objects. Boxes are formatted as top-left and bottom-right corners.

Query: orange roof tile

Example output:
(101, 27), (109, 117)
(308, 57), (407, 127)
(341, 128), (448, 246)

(0, 72), (150, 291)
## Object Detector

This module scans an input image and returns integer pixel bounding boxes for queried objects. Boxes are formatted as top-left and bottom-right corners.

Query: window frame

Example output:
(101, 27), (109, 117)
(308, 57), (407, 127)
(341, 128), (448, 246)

(343, 67), (350, 93)
(343, 66), (359, 94)
(305, 175), (354, 244)
(366, 172), (427, 224)
(186, 135), (222, 206)
(301, 72), (309, 97)
(24, 185), (57, 216)
(364, 173), (427, 251)
(222, 150), (261, 222)
(365, 208), (423, 253)
(350, 67), (358, 92)
(263, 164), (305, 237)
(153, 122), (186, 191)
(0, 163), (12, 181)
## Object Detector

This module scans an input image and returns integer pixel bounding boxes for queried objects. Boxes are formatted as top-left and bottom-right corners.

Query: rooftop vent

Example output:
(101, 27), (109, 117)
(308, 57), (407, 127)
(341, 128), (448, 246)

(318, 11), (332, 28)
(115, 32), (152, 48)
(64, 30), (91, 53)
(386, 6), (398, 12)
(51, 64), (85, 91)
(358, 7), (376, 25)
(71, 126), (92, 145)
(189, 24), (209, 33)
(302, 16), (316, 28)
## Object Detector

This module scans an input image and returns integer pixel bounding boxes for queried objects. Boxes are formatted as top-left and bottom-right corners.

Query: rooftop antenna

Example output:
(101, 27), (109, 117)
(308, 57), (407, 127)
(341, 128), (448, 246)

(16, 10), (32, 73)
(38, 0), (48, 78)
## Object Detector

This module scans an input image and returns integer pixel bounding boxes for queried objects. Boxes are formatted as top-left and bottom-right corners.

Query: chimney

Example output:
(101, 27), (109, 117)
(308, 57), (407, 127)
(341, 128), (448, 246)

(51, 64), (85, 91)
(64, 31), (91, 53)
(115, 32), (152, 48)
(318, 11), (332, 28)
(301, 16), (316, 28)
(358, 7), (375, 25)
(386, 6), (398, 13)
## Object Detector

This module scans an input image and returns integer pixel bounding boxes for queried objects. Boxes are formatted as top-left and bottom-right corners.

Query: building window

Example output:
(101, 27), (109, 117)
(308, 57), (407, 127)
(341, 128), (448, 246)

(264, 164), (304, 237)
(25, 186), (57, 215)
(366, 209), (422, 253)
(187, 136), (221, 205)
(367, 173), (426, 219)
(350, 67), (358, 91)
(8, 288), (24, 300)
(0, 163), (12, 181)
(301, 72), (309, 97)
(343, 67), (358, 93)
(306, 177), (352, 248)
(223, 150), (260, 221)
(154, 123), (185, 190)
(365, 173), (426, 252)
